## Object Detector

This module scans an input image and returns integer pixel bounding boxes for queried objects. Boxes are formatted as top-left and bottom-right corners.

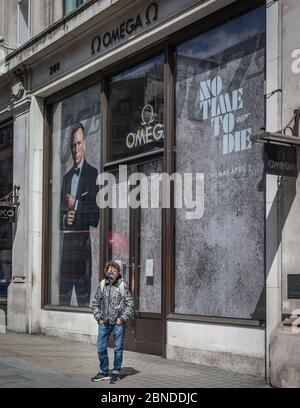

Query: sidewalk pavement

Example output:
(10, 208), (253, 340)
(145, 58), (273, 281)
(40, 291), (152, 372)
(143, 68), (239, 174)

(0, 332), (269, 388)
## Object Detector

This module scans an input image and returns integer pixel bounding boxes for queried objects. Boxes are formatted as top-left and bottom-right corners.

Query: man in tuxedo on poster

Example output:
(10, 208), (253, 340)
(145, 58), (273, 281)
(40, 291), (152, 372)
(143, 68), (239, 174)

(60, 122), (99, 307)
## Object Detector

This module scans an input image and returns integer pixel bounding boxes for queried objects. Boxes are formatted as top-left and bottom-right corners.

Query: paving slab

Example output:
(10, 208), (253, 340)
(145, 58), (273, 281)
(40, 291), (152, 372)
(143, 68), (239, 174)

(0, 332), (269, 388)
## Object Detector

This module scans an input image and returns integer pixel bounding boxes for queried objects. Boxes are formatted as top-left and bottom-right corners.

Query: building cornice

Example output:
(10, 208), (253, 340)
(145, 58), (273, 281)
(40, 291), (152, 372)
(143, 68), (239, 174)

(6, 0), (100, 61)
(2, 0), (139, 75)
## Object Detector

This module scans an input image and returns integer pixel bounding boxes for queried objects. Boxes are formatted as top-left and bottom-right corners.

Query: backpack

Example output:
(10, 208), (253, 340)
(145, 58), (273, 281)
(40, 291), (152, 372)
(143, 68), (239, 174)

(100, 278), (126, 297)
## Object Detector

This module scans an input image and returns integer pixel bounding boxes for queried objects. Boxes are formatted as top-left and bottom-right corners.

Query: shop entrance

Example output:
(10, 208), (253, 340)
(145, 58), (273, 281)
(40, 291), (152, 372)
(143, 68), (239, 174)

(107, 157), (163, 355)
(105, 53), (165, 355)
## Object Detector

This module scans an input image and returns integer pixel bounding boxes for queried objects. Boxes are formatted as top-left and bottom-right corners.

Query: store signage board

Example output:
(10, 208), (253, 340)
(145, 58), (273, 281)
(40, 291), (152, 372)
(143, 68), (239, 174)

(31, 0), (204, 91)
(91, 3), (158, 56)
(0, 206), (15, 224)
(265, 144), (297, 177)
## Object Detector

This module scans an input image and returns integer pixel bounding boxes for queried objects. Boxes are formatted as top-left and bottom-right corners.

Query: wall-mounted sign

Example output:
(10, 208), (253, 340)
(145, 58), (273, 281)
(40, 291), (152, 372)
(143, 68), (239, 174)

(265, 144), (297, 177)
(49, 62), (61, 76)
(288, 274), (300, 299)
(91, 3), (158, 55)
(146, 259), (154, 286)
(0, 207), (16, 224)
(146, 259), (154, 277)
(126, 104), (164, 150)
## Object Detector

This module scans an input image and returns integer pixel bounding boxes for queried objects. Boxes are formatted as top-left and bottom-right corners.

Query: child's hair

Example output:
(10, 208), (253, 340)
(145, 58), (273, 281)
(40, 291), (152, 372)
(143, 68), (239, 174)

(104, 260), (121, 275)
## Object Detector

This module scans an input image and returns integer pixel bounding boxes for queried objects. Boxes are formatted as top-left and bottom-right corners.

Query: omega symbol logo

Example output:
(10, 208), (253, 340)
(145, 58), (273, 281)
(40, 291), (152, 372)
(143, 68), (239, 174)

(126, 104), (164, 149)
(277, 150), (286, 161)
(141, 104), (155, 125)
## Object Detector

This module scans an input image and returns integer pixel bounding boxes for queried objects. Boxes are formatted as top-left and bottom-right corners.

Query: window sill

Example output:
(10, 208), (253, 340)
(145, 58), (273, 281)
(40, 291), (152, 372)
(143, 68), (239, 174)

(42, 305), (92, 314)
(167, 313), (265, 328)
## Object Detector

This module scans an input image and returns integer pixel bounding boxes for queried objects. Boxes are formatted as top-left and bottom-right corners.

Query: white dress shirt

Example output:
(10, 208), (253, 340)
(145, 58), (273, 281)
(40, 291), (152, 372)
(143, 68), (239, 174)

(71, 158), (84, 211)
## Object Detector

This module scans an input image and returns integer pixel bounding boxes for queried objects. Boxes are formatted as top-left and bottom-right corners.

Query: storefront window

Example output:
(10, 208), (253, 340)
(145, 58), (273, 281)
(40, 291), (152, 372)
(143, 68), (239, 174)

(109, 54), (164, 162)
(0, 123), (13, 302)
(175, 5), (266, 319)
(50, 84), (101, 308)
(18, 0), (31, 45)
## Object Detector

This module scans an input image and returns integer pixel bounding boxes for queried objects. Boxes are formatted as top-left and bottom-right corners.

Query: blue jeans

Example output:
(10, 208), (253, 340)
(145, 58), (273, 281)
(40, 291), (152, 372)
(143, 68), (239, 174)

(97, 322), (126, 375)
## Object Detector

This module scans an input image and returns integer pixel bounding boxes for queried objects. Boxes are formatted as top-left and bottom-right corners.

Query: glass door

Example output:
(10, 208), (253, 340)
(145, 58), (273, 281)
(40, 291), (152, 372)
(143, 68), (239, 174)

(108, 158), (163, 355)
(106, 52), (165, 355)
(133, 158), (163, 355)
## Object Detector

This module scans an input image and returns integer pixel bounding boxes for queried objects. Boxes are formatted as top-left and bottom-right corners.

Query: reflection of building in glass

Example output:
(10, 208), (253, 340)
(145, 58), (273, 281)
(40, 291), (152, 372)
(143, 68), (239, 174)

(110, 55), (164, 161)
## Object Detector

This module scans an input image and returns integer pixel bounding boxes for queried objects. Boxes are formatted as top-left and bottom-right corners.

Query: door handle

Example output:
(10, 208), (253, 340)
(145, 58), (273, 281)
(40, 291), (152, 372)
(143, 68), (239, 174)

(123, 264), (133, 269)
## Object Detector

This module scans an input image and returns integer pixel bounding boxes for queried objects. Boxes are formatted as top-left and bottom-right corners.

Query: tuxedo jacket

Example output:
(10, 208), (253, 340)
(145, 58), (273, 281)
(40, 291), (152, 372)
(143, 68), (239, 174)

(60, 159), (99, 232)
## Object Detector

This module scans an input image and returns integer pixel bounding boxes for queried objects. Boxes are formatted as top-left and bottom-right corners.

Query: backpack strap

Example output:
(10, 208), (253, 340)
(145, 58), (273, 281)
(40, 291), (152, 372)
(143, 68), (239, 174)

(100, 279), (105, 293)
(119, 280), (125, 297)
(100, 278), (125, 296)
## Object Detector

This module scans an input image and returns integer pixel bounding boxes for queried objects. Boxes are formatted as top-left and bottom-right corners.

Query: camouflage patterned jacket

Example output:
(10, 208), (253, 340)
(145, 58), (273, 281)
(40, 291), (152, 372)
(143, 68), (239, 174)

(91, 278), (134, 325)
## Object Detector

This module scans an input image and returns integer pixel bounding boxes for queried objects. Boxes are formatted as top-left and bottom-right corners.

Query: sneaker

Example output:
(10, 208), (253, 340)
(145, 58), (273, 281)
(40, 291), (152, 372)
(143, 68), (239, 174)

(91, 372), (110, 382)
(110, 374), (121, 384)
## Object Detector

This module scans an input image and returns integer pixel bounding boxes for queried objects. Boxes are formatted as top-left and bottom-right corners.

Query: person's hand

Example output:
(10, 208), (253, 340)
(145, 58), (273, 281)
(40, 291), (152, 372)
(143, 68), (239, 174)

(67, 210), (75, 226)
(116, 318), (124, 325)
(66, 194), (76, 210)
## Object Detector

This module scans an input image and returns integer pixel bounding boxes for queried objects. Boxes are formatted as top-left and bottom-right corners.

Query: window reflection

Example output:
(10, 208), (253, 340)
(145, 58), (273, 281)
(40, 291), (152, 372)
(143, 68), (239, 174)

(175, 6), (266, 319)
(64, 0), (84, 15)
(109, 54), (164, 162)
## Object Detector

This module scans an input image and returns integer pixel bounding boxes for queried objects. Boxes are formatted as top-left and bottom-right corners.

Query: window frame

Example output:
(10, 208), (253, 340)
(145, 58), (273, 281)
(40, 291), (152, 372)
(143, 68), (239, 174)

(172, 5), (267, 321)
(17, 0), (31, 46)
(43, 73), (102, 311)
(63, 0), (85, 16)
(107, 53), (165, 163)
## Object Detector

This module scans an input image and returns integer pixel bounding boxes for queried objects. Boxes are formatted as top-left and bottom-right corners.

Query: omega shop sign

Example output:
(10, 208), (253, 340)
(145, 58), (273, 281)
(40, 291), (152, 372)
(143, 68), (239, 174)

(126, 104), (164, 149)
(265, 144), (297, 177)
(91, 2), (158, 55)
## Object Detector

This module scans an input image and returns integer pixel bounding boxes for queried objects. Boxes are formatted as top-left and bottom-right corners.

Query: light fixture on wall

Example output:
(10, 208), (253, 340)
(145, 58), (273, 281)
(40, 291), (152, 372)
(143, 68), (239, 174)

(251, 109), (300, 147)
(0, 186), (20, 208)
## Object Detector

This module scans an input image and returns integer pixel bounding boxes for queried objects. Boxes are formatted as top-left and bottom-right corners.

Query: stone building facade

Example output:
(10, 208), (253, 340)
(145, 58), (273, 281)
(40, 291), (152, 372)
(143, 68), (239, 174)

(0, 0), (300, 388)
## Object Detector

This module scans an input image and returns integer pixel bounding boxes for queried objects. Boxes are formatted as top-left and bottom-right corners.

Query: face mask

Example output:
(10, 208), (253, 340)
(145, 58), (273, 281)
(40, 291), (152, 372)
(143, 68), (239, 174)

(107, 271), (118, 279)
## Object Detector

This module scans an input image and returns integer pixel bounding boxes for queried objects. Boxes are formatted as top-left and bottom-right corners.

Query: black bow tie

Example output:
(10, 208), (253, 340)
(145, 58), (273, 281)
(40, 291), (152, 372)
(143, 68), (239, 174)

(72, 168), (80, 177)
